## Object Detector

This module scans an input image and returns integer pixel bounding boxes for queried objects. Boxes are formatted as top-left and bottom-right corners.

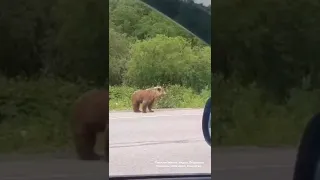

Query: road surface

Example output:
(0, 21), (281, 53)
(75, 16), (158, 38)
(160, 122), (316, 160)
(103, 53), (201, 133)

(0, 109), (298, 179)
(109, 108), (211, 176)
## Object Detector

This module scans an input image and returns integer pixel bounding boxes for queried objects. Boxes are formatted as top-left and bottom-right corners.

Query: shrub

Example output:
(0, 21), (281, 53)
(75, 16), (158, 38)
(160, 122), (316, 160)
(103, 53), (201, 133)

(124, 35), (211, 92)
(212, 75), (319, 146)
(0, 77), (90, 153)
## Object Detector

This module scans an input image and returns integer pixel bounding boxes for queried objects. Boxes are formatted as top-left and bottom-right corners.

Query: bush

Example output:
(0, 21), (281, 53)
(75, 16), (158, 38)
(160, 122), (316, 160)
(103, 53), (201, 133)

(124, 35), (211, 92)
(212, 74), (320, 146)
(0, 77), (91, 153)
(109, 28), (131, 85)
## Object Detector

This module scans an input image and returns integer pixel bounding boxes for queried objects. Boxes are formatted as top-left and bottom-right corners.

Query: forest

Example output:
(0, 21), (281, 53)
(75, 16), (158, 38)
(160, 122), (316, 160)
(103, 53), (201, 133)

(0, 0), (318, 152)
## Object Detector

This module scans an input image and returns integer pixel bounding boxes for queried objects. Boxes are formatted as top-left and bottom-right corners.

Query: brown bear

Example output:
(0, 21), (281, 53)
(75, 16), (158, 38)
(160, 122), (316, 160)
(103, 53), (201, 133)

(70, 89), (109, 161)
(131, 86), (166, 113)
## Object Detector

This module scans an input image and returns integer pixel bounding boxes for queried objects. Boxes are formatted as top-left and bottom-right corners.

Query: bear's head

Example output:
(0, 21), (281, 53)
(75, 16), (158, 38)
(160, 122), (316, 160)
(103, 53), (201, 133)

(148, 86), (166, 98)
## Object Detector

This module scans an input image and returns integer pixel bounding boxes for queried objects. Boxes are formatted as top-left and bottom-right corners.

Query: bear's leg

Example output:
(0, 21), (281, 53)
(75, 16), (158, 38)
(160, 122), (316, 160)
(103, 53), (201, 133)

(74, 131), (101, 160)
(142, 101), (148, 113)
(133, 102), (141, 112)
(148, 101), (154, 112)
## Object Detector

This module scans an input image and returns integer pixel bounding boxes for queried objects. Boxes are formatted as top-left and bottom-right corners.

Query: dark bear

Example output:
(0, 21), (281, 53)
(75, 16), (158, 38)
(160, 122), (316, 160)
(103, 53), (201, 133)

(131, 86), (166, 113)
(70, 89), (109, 161)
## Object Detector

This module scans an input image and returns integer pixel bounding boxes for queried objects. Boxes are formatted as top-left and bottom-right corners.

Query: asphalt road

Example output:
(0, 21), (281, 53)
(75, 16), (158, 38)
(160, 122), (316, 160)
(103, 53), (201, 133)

(109, 108), (211, 176)
(0, 109), (298, 180)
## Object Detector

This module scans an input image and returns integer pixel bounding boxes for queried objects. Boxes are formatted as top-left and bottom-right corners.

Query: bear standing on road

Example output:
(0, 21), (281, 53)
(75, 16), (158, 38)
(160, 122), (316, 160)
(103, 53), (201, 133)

(70, 89), (109, 161)
(131, 86), (166, 113)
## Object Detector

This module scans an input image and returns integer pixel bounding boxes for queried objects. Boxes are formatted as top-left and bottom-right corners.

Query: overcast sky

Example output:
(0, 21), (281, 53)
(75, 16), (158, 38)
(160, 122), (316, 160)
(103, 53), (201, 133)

(194, 0), (211, 6)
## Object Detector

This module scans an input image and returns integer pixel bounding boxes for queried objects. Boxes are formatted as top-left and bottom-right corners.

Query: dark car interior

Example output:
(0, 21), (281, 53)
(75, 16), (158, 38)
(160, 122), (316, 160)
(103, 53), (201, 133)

(293, 113), (320, 180)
